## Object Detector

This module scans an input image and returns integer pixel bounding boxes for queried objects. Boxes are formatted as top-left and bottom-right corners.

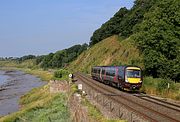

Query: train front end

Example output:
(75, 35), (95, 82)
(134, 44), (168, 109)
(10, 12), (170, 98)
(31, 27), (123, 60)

(124, 66), (142, 90)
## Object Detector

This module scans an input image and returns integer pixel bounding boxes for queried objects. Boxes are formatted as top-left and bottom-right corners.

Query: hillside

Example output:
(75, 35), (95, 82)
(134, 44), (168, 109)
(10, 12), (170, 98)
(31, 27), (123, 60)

(88, 0), (180, 81)
(68, 35), (143, 73)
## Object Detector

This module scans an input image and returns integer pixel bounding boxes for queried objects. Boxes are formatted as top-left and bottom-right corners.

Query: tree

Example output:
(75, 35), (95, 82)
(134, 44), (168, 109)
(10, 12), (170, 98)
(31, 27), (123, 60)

(133, 0), (180, 81)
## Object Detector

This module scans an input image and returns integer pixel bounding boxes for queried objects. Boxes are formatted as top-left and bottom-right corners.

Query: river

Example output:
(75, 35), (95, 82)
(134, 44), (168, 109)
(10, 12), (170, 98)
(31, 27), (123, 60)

(0, 70), (9, 86)
(0, 70), (46, 116)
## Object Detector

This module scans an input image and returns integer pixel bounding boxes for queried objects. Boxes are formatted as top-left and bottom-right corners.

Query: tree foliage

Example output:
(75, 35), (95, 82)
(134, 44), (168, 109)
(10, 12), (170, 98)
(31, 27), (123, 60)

(90, 0), (156, 46)
(18, 55), (36, 62)
(37, 43), (88, 69)
(133, 0), (180, 81)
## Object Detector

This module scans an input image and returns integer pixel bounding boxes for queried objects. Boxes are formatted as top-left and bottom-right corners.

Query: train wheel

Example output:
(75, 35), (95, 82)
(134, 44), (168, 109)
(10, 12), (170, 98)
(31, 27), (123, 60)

(117, 83), (120, 88)
(105, 80), (109, 85)
(118, 83), (124, 90)
(102, 79), (105, 83)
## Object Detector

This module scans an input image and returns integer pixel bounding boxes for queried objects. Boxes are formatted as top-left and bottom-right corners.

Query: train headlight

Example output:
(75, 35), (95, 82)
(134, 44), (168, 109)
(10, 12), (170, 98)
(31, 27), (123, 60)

(139, 80), (142, 83)
(125, 79), (128, 83)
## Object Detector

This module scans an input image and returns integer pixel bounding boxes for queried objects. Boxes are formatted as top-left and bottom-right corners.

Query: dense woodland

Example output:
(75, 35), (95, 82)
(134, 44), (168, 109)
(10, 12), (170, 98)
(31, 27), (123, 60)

(90, 0), (180, 81)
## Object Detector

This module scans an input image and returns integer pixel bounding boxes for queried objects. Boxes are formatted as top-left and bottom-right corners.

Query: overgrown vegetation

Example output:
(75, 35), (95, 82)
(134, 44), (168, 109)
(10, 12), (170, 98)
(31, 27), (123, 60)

(53, 69), (71, 80)
(141, 77), (180, 100)
(81, 98), (126, 122)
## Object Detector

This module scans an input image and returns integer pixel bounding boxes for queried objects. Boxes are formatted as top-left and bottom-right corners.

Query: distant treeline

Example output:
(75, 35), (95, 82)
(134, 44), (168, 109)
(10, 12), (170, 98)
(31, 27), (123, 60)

(36, 44), (88, 69)
(2, 43), (88, 69)
(90, 0), (180, 81)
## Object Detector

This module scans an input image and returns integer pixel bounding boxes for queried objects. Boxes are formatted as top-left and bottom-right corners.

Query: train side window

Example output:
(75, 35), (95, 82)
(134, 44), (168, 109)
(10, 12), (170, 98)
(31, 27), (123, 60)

(98, 69), (100, 74)
(102, 69), (105, 74)
(95, 69), (97, 73)
(118, 67), (124, 79)
(109, 67), (113, 76)
(111, 68), (114, 76)
(111, 68), (113, 76)
(109, 68), (112, 76)
(107, 68), (110, 76)
(112, 70), (115, 76)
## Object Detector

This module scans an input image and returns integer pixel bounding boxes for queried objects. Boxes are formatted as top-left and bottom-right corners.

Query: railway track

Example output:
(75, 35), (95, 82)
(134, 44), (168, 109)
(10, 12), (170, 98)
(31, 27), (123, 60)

(75, 72), (180, 122)
(133, 94), (180, 112)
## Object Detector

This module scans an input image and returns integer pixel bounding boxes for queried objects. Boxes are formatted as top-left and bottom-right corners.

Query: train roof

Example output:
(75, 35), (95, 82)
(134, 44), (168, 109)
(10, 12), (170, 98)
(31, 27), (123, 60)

(92, 65), (141, 69)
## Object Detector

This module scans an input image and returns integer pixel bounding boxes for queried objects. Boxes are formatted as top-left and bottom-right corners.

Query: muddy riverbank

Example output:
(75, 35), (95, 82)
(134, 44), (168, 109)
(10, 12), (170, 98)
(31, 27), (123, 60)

(0, 70), (46, 116)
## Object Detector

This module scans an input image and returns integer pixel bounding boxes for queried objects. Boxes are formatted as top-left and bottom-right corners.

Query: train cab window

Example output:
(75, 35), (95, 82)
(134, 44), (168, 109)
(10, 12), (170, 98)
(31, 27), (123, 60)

(126, 70), (141, 78)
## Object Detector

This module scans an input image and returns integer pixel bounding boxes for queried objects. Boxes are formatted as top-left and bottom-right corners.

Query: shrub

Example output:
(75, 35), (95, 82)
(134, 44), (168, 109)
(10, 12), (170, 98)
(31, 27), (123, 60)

(54, 69), (70, 80)
(157, 79), (170, 93)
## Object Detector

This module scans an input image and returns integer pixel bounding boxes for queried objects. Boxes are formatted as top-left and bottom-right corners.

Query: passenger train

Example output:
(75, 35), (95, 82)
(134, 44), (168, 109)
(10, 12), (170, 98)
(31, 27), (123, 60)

(91, 66), (142, 90)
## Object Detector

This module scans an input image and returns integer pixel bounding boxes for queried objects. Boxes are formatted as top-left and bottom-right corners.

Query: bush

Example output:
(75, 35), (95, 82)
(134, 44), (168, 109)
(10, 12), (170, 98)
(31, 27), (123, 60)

(54, 69), (70, 80)
(157, 79), (170, 93)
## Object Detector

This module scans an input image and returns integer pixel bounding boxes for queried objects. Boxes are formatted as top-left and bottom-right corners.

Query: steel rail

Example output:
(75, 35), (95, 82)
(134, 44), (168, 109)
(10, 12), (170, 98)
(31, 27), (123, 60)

(133, 94), (180, 112)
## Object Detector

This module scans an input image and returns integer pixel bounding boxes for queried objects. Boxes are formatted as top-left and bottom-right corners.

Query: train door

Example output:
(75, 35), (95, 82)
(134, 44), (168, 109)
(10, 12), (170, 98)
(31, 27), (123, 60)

(110, 67), (115, 83)
(100, 67), (102, 81)
(114, 67), (118, 83)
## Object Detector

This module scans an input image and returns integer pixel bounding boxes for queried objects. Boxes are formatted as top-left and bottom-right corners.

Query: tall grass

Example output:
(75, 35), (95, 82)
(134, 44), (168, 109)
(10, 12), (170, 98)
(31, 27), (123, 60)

(81, 97), (126, 122)
(23, 68), (53, 81)
(141, 77), (180, 100)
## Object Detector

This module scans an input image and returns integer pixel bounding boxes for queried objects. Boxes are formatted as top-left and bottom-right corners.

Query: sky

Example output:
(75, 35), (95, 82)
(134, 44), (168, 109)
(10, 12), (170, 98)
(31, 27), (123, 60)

(0, 0), (134, 57)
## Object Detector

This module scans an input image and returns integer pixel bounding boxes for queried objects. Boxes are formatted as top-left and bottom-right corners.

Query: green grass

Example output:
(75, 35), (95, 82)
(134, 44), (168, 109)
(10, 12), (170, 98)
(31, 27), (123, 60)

(0, 85), (70, 122)
(0, 59), (38, 69)
(18, 93), (70, 122)
(0, 65), (53, 82)
(141, 77), (180, 100)
(81, 98), (126, 122)
(23, 68), (53, 81)
(53, 69), (71, 81)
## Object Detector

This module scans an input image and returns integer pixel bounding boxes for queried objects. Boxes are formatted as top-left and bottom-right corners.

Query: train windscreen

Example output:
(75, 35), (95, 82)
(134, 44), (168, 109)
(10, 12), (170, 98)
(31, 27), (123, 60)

(126, 70), (141, 78)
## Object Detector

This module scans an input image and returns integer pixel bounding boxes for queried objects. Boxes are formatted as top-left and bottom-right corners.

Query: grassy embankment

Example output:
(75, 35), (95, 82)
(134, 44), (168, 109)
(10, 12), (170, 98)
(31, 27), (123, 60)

(68, 35), (180, 100)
